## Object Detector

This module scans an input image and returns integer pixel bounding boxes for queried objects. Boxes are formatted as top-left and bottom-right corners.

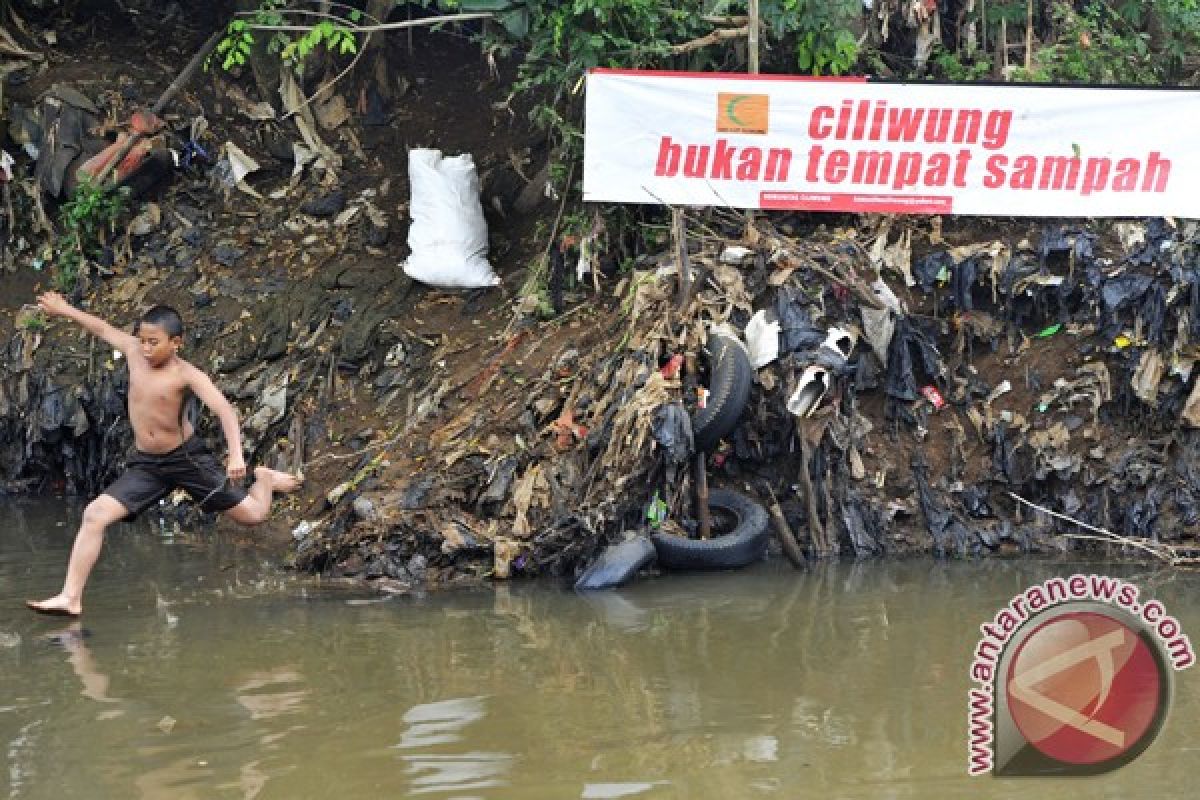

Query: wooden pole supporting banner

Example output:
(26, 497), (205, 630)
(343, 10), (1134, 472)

(748, 0), (760, 74)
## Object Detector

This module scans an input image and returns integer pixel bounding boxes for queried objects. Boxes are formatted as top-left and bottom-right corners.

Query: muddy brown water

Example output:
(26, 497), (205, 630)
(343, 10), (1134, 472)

(2, 500), (1199, 799)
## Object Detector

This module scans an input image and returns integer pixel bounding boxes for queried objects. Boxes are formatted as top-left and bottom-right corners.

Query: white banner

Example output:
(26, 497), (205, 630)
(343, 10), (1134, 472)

(583, 69), (1200, 218)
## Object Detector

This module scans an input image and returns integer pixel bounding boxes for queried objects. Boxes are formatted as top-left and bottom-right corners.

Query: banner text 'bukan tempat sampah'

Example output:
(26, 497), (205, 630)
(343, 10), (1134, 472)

(582, 70), (1200, 218)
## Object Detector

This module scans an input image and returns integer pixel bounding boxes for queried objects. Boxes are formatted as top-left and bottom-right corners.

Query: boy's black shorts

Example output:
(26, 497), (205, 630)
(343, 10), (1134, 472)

(104, 437), (248, 516)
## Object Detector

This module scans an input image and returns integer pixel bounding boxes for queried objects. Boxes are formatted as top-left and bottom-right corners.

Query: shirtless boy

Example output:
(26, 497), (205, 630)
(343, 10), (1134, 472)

(26, 291), (300, 617)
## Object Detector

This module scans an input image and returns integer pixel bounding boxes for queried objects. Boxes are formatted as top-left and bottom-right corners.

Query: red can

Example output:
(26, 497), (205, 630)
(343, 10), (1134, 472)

(920, 385), (945, 410)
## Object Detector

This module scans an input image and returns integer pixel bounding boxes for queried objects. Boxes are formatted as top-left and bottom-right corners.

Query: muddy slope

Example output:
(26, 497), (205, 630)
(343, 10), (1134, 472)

(3, 7), (1200, 594)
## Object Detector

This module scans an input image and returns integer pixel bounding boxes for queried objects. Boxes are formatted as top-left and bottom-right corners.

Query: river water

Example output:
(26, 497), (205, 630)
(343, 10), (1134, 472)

(1, 499), (1198, 799)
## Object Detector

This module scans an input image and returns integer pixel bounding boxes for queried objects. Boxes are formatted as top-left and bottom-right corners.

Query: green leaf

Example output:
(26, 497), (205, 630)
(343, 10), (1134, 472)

(1036, 323), (1063, 338)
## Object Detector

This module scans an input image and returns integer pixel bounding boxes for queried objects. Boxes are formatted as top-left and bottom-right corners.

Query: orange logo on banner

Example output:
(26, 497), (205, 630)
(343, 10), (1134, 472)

(717, 93), (769, 134)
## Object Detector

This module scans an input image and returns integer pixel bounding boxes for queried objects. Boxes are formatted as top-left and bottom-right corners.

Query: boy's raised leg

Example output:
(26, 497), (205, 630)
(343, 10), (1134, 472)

(26, 494), (129, 617)
(223, 466), (302, 526)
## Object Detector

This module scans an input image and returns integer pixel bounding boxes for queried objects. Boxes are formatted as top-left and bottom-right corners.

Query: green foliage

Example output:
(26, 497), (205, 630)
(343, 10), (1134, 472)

(211, 0), (359, 74)
(930, 46), (994, 82)
(54, 181), (129, 292)
(1149, 0), (1200, 78)
(771, 0), (861, 76)
(16, 310), (47, 333)
(925, 0), (1200, 84)
(215, 18), (255, 71)
(1014, 2), (1158, 84)
(280, 19), (359, 66)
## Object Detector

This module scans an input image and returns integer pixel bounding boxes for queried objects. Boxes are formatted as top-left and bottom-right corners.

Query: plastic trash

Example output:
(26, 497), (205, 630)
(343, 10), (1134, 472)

(744, 310), (780, 368)
(213, 141), (262, 198)
(950, 255), (977, 311)
(720, 245), (753, 264)
(821, 326), (856, 358)
(787, 364), (829, 418)
(920, 385), (945, 410)
(402, 148), (500, 289)
(1036, 323), (1062, 338)
(651, 403), (693, 465)
(773, 288), (826, 353)
(574, 536), (656, 591)
(913, 251), (954, 292)
(884, 317), (945, 421)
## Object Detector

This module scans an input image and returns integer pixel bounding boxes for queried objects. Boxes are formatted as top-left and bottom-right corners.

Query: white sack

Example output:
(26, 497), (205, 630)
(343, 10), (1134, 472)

(403, 148), (500, 289)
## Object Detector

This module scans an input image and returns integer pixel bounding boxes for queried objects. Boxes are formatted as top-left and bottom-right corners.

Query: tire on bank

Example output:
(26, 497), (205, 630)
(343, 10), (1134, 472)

(651, 489), (769, 570)
(692, 332), (753, 452)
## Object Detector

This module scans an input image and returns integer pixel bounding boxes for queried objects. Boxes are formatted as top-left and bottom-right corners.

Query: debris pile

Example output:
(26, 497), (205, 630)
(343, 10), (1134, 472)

(3, 14), (1200, 592)
(290, 212), (1200, 591)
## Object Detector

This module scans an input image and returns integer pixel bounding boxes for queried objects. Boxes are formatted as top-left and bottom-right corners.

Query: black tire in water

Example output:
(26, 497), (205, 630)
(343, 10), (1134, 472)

(692, 333), (753, 452)
(651, 489), (769, 570)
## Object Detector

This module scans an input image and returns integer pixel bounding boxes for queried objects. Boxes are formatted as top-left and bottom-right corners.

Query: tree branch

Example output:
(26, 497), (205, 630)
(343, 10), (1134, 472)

(670, 26), (749, 55)
(244, 12), (495, 34)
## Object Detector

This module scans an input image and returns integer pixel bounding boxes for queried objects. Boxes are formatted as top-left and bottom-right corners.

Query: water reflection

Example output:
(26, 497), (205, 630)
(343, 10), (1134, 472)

(44, 622), (123, 708)
(235, 669), (309, 720)
(396, 696), (514, 794)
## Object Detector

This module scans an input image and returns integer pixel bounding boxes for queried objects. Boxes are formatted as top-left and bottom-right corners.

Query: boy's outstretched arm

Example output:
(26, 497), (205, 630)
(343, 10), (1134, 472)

(37, 291), (137, 353)
(184, 365), (247, 480)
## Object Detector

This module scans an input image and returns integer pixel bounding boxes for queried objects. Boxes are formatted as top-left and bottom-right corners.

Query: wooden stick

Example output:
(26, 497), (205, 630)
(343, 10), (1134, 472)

(748, 0), (760, 74)
(1024, 0), (1032, 71)
(1006, 491), (1175, 563)
(980, 0), (987, 54)
(673, 207), (691, 310)
(764, 484), (805, 568)
(798, 431), (828, 555)
(695, 451), (711, 539)
(746, 0), (759, 235)
(1000, 18), (1008, 75)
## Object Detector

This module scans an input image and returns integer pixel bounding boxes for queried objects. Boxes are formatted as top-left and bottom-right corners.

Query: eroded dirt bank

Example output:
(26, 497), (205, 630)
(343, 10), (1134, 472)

(3, 5), (1199, 595)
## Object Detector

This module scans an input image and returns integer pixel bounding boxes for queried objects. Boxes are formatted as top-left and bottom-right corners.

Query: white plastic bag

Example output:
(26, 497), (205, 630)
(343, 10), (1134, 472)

(402, 148), (500, 289)
(744, 310), (780, 369)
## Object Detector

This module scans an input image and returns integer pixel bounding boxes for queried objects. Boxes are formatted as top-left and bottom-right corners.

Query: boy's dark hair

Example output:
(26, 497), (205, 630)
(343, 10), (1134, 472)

(138, 305), (184, 338)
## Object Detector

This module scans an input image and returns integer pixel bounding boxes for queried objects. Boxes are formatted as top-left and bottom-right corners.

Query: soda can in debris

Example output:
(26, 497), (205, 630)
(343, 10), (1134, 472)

(920, 385), (946, 410)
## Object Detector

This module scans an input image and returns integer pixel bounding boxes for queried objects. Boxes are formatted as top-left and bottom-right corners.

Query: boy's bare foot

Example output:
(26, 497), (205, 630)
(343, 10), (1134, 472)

(25, 595), (82, 617)
(255, 466), (303, 493)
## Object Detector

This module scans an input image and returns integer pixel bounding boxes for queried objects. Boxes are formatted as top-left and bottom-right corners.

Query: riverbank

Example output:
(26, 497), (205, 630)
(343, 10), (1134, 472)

(2, 4), (1199, 596)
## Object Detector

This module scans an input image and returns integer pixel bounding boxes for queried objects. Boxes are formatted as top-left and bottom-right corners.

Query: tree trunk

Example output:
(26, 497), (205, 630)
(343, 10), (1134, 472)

(362, 0), (396, 103)
(237, 0), (282, 110)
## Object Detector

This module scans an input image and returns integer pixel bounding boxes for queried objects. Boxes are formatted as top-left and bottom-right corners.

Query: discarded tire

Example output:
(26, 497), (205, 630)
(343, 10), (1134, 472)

(574, 536), (657, 591)
(692, 333), (753, 451)
(651, 489), (769, 570)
